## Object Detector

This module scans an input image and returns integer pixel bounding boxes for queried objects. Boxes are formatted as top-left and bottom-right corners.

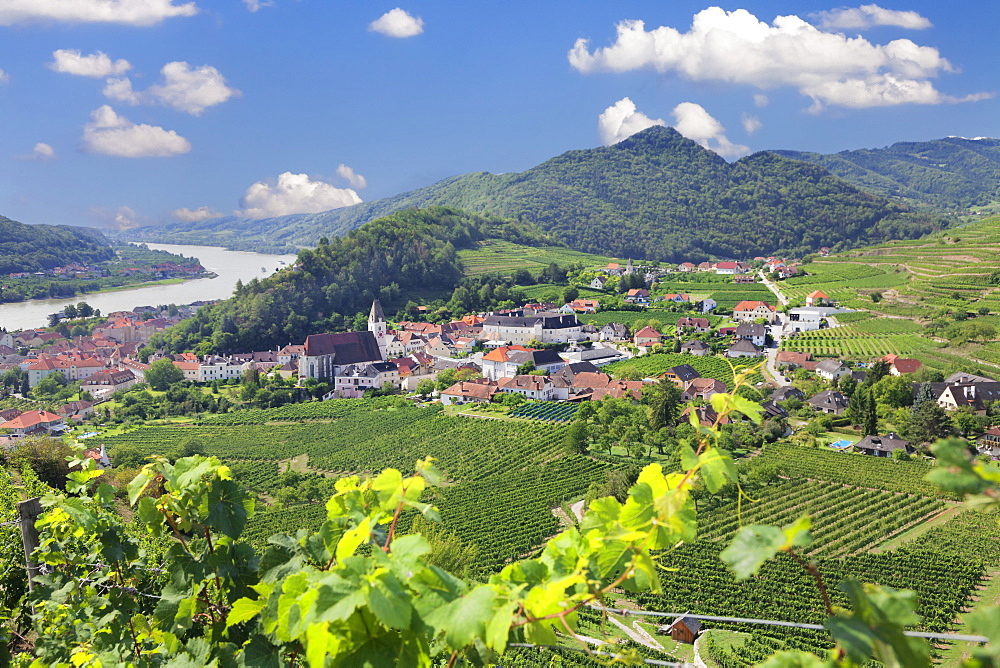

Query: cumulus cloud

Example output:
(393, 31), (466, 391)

(671, 102), (750, 159)
(50, 49), (131, 77)
(754, 93), (769, 107)
(336, 163), (368, 189)
(0, 0), (197, 26)
(105, 61), (239, 115)
(814, 4), (932, 30)
(0, 68), (8, 84)
(598, 97), (666, 145)
(741, 113), (762, 134)
(236, 172), (363, 219)
(568, 7), (984, 111)
(369, 8), (424, 38)
(243, 0), (272, 11)
(19, 143), (57, 161)
(82, 105), (191, 157)
(173, 205), (221, 222)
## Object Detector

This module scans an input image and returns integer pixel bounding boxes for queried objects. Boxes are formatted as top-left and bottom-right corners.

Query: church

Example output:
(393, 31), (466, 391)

(297, 300), (388, 381)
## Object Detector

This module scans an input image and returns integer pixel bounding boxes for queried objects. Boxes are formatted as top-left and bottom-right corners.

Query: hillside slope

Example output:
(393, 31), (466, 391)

(774, 137), (1000, 211)
(0, 216), (114, 273)
(128, 127), (944, 262)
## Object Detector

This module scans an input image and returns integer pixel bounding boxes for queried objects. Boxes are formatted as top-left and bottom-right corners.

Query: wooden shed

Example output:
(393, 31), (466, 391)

(661, 614), (702, 644)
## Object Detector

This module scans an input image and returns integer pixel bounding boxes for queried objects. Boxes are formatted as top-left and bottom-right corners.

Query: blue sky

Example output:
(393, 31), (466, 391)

(0, 1), (997, 230)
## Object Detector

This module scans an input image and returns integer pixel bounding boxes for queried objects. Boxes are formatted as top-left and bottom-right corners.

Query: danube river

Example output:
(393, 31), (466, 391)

(0, 244), (299, 332)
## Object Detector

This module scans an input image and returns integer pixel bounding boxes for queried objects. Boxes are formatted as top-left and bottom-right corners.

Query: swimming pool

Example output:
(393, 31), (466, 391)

(829, 439), (853, 450)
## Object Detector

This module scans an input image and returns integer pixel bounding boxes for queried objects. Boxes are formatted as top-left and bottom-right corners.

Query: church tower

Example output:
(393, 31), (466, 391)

(368, 299), (388, 360)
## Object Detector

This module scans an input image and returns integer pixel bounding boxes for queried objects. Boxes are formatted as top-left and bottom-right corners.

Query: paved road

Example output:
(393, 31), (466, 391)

(758, 271), (789, 306)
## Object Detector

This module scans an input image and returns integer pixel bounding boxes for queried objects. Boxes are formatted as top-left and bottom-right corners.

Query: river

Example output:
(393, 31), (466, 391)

(0, 244), (299, 332)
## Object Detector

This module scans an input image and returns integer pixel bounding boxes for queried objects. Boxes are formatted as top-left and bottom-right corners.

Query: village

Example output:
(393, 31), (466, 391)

(1, 253), (995, 463)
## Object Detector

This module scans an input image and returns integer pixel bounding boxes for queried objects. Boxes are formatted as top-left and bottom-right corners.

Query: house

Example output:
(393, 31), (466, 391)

(882, 354), (922, 376)
(663, 364), (701, 386)
(505, 349), (565, 376)
(553, 361), (602, 384)
(697, 261), (714, 272)
(497, 374), (568, 401)
(815, 359), (851, 381)
(599, 323), (629, 341)
(0, 410), (66, 437)
(680, 340), (711, 356)
(696, 298), (717, 313)
(661, 293), (690, 303)
(605, 262), (623, 276)
(715, 261), (740, 275)
(330, 361), (400, 398)
(855, 433), (912, 458)
(785, 308), (824, 333)
(807, 390), (849, 415)
(936, 383), (1000, 415)
(482, 313), (582, 345)
(677, 262), (697, 273)
(480, 346), (535, 380)
(440, 379), (498, 405)
(775, 351), (812, 369)
(56, 400), (95, 421)
(977, 427), (1000, 457)
(726, 340), (763, 358)
(561, 299), (599, 314)
(589, 276), (609, 290)
(682, 404), (730, 427)
(682, 378), (726, 402)
(676, 317), (711, 333)
(624, 289), (650, 304)
(733, 300), (777, 323)
(661, 615), (702, 645)
(761, 400), (788, 420)
(805, 290), (828, 307)
(772, 386), (805, 403)
(735, 323), (767, 347)
(633, 326), (662, 349)
(733, 274), (756, 284)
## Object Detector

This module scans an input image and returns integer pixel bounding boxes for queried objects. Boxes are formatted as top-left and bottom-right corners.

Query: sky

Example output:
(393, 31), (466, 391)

(0, 1), (997, 230)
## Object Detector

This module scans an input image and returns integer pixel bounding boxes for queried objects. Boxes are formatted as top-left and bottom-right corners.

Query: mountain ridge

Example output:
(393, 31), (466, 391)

(126, 126), (954, 261)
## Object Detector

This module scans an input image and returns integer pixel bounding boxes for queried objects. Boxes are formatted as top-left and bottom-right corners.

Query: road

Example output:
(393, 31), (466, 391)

(759, 271), (791, 386)
(758, 270), (789, 307)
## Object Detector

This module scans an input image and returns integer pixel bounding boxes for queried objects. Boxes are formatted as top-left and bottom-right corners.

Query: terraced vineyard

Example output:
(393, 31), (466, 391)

(457, 239), (617, 277)
(508, 401), (579, 422)
(98, 400), (608, 573)
(653, 279), (774, 310)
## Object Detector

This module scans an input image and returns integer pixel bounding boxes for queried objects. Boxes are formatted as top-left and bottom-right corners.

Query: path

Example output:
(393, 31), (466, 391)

(758, 271), (789, 307)
(570, 499), (586, 521)
(608, 617), (664, 652)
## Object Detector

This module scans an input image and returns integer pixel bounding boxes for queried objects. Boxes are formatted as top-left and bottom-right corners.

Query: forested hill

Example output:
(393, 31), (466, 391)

(153, 208), (559, 353)
(128, 126), (946, 263)
(774, 137), (1000, 211)
(0, 216), (115, 273)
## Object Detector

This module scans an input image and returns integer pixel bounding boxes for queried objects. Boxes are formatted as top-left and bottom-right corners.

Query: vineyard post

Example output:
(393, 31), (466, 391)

(18, 496), (42, 593)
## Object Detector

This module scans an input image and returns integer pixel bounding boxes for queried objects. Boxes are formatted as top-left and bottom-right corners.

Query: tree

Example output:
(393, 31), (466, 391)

(415, 379), (436, 396)
(866, 360), (891, 385)
(906, 400), (952, 444)
(145, 358), (185, 391)
(647, 378), (682, 432)
(62, 303), (78, 319)
(77, 301), (94, 318)
(562, 286), (579, 304)
(951, 407), (980, 438)
(564, 420), (590, 454)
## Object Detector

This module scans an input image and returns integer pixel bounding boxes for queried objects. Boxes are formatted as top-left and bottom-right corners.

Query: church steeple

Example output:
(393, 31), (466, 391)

(368, 299), (388, 360)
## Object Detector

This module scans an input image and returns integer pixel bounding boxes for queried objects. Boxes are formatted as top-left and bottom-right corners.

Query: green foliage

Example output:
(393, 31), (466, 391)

(144, 358), (185, 391)
(0, 215), (114, 274)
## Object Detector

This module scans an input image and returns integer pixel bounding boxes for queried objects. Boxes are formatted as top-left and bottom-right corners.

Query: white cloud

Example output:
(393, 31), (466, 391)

(82, 105), (191, 157)
(0, 68), (8, 84)
(754, 93), (769, 107)
(115, 205), (138, 228)
(50, 49), (131, 78)
(236, 172), (362, 219)
(741, 113), (762, 135)
(671, 102), (750, 159)
(814, 4), (932, 30)
(568, 7), (983, 110)
(104, 61), (239, 115)
(369, 8), (424, 38)
(173, 205), (221, 222)
(0, 0), (197, 26)
(19, 143), (57, 161)
(598, 97), (666, 145)
(243, 0), (272, 11)
(336, 163), (368, 189)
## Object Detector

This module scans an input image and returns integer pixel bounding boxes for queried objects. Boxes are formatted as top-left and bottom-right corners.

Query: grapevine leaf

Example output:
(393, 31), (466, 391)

(368, 573), (412, 629)
(336, 516), (371, 563)
(486, 600), (517, 652)
(371, 468), (404, 511)
(781, 515), (813, 551)
(679, 443), (699, 472)
(205, 478), (253, 540)
(416, 456), (444, 486)
(731, 395), (763, 424)
(227, 598), (265, 628)
(127, 469), (153, 506)
(305, 621), (331, 668)
(239, 635), (281, 668)
(824, 616), (874, 664)
(66, 467), (104, 494)
(720, 525), (784, 580)
(425, 585), (497, 648)
(698, 448), (737, 493)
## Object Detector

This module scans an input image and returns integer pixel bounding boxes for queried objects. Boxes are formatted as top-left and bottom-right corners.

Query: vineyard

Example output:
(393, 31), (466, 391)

(698, 479), (945, 557)
(751, 442), (949, 498)
(457, 239), (617, 277)
(96, 400), (609, 573)
(603, 352), (762, 388)
(508, 401), (579, 422)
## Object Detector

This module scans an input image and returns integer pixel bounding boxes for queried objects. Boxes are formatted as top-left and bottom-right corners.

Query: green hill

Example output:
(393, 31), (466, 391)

(128, 126), (944, 262)
(773, 137), (1000, 211)
(0, 216), (115, 274)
